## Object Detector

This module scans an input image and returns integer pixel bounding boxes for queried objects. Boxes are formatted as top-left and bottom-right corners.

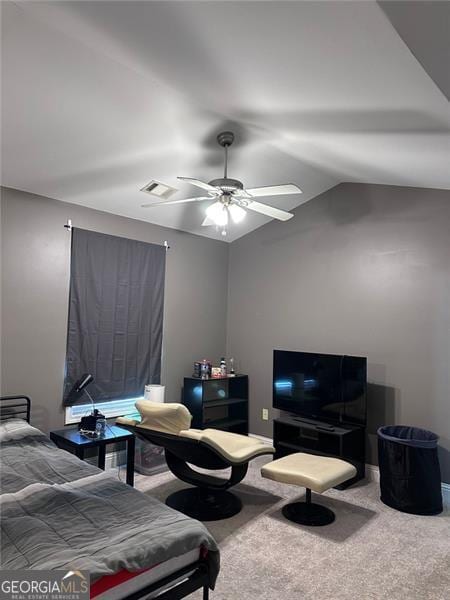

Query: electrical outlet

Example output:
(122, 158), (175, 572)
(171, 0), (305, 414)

(262, 408), (269, 421)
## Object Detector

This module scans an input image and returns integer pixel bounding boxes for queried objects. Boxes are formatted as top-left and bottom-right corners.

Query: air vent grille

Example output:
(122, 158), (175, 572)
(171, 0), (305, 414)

(140, 180), (178, 199)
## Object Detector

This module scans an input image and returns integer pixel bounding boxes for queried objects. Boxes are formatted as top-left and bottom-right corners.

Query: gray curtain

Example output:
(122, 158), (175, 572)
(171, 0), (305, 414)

(64, 228), (166, 403)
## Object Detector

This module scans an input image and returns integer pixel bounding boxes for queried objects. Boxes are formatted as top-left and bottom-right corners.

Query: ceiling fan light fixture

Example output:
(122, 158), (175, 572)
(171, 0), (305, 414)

(206, 201), (228, 226)
(228, 203), (246, 224)
(142, 131), (299, 231)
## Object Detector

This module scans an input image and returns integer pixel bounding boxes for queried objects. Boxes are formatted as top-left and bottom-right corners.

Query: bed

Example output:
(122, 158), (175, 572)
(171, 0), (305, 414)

(0, 396), (220, 599)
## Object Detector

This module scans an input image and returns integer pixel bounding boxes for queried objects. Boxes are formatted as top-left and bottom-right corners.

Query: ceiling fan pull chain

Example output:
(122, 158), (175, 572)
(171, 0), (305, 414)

(224, 144), (228, 179)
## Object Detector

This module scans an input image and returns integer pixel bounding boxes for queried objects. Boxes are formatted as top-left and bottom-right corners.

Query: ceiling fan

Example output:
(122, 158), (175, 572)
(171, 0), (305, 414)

(141, 131), (302, 235)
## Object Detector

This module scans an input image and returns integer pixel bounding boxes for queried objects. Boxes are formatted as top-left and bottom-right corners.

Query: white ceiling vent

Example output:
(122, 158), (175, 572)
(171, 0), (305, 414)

(140, 180), (178, 199)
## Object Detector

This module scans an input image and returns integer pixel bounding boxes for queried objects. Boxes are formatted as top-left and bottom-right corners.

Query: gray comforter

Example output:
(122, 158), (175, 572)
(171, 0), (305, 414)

(0, 419), (219, 585)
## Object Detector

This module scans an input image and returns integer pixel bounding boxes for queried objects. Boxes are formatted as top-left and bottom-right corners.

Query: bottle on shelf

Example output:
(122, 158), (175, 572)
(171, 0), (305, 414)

(229, 357), (236, 377)
(201, 359), (211, 379)
(193, 361), (201, 378)
(220, 357), (227, 377)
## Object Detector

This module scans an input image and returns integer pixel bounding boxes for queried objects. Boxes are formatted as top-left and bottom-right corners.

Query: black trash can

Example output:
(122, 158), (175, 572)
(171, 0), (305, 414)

(377, 426), (442, 515)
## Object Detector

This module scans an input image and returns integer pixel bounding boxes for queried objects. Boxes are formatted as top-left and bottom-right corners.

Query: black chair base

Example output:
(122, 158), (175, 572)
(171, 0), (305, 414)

(166, 487), (242, 521)
(281, 488), (335, 526)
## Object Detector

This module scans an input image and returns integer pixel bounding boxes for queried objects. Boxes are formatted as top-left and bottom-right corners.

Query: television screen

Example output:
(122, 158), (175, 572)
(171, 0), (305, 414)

(273, 350), (367, 426)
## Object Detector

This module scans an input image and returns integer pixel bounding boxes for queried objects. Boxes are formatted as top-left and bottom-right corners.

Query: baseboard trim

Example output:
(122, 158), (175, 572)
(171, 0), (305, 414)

(88, 433), (450, 500)
(442, 482), (450, 506)
(365, 463), (380, 483)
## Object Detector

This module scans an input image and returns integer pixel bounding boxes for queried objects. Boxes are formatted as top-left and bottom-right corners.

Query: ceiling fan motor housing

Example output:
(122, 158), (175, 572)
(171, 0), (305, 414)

(209, 177), (244, 192)
(217, 131), (235, 147)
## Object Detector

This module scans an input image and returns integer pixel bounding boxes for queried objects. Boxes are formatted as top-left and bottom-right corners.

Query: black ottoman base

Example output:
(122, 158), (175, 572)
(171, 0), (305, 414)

(281, 488), (335, 526)
(282, 500), (335, 526)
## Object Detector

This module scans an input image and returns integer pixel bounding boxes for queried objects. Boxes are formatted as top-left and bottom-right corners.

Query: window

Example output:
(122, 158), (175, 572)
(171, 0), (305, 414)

(63, 228), (166, 419)
(65, 396), (142, 424)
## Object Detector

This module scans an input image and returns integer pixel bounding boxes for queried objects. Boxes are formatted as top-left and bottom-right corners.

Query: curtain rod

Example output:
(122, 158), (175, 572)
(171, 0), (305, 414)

(64, 219), (170, 250)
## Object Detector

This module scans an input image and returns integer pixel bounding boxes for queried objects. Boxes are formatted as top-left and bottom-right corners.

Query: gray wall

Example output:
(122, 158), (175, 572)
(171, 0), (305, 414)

(1, 187), (229, 433)
(227, 183), (450, 482)
(2, 183), (450, 482)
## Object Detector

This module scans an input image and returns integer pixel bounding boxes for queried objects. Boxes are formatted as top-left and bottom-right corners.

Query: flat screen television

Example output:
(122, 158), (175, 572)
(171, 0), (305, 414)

(273, 350), (367, 426)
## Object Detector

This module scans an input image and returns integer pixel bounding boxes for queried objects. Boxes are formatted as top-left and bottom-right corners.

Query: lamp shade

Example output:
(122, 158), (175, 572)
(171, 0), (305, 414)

(206, 201), (228, 226)
(228, 204), (246, 223)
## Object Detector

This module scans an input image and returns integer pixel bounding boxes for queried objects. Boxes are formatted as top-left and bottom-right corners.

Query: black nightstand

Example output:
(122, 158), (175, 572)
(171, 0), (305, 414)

(50, 425), (135, 487)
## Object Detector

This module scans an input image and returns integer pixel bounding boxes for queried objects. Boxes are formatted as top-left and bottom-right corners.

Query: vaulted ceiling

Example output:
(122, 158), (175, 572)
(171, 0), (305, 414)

(2, 1), (449, 242)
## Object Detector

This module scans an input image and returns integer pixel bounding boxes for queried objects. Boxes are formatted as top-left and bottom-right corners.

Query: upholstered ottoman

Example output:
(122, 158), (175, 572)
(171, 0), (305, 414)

(261, 453), (357, 526)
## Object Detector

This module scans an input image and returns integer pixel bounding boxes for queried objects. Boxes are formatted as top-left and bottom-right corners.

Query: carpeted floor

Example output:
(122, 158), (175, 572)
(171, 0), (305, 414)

(133, 456), (450, 600)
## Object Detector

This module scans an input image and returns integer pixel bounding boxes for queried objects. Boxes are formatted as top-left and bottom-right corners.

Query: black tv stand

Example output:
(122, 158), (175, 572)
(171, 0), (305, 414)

(274, 413), (366, 488)
(291, 415), (335, 430)
(315, 424), (336, 432)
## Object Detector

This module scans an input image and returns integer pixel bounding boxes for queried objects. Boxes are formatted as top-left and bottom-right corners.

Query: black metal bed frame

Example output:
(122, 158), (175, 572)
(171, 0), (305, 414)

(0, 395), (31, 423)
(123, 560), (211, 600)
(0, 395), (214, 600)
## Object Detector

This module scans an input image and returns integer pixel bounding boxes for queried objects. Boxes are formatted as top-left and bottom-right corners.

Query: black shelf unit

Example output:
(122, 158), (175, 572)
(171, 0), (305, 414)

(183, 375), (248, 435)
(274, 414), (365, 488)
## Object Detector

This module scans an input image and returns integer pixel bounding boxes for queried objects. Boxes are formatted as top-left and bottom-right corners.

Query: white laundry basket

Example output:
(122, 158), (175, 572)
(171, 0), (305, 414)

(144, 384), (165, 403)
(135, 384), (166, 475)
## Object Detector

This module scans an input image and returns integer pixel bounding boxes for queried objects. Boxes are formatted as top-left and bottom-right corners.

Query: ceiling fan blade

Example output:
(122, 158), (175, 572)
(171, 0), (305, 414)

(141, 196), (211, 208)
(177, 176), (220, 193)
(246, 200), (294, 221)
(245, 183), (302, 198)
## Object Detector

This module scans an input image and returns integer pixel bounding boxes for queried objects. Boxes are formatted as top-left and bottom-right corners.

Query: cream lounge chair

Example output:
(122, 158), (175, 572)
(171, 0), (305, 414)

(118, 400), (275, 520)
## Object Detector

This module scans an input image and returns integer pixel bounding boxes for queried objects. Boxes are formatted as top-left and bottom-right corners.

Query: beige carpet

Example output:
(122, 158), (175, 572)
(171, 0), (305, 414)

(133, 456), (450, 600)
